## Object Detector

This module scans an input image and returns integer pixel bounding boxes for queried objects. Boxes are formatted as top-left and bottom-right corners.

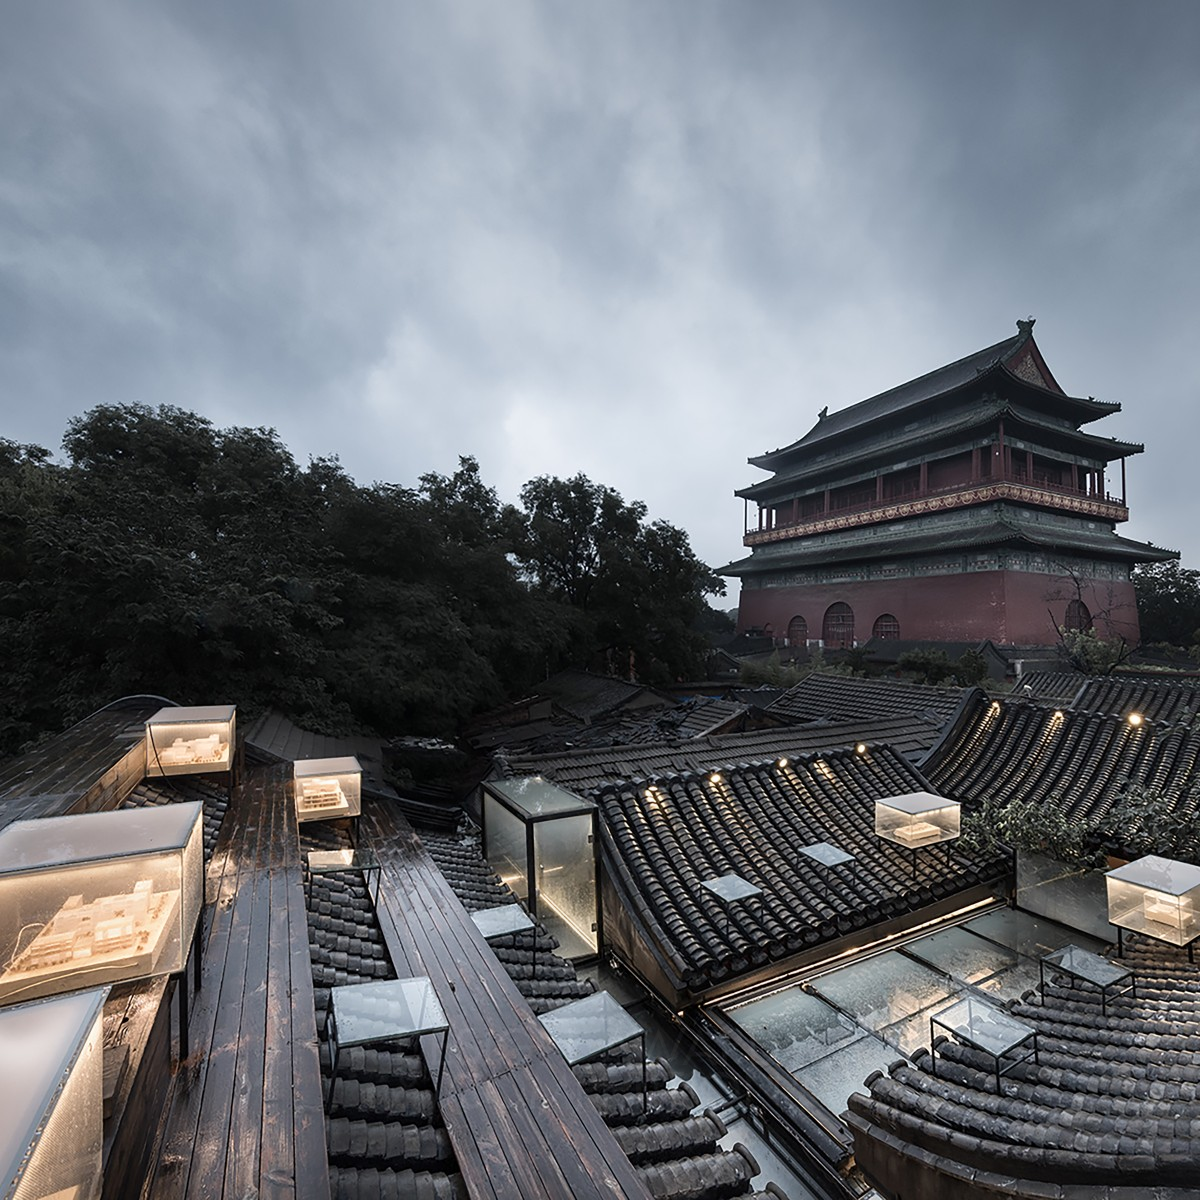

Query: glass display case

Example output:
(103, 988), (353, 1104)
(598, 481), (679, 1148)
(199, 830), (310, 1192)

(1, 987), (106, 1200)
(294, 757), (363, 823)
(145, 705), (236, 777)
(1106, 854), (1200, 948)
(875, 791), (961, 849)
(481, 777), (598, 959)
(0, 803), (204, 1005)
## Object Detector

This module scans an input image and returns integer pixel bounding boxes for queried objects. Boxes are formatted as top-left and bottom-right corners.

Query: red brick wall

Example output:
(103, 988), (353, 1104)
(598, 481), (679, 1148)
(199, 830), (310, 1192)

(737, 570), (1141, 647)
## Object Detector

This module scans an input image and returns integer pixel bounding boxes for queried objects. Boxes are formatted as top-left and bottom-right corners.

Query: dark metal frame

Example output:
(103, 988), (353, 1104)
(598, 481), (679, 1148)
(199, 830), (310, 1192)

(1040, 947), (1135, 1015)
(930, 1007), (1038, 1094)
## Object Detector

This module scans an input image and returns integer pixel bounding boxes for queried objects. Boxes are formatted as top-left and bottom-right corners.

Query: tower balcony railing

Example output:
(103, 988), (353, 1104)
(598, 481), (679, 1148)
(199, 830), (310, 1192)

(743, 476), (1129, 545)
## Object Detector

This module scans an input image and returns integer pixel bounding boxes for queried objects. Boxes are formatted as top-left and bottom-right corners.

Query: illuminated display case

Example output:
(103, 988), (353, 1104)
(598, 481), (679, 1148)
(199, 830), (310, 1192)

(1, 988), (107, 1200)
(145, 705), (236, 777)
(875, 791), (961, 849)
(294, 757), (362, 823)
(1106, 855), (1200, 947)
(0, 803), (204, 1005)
(481, 777), (598, 960)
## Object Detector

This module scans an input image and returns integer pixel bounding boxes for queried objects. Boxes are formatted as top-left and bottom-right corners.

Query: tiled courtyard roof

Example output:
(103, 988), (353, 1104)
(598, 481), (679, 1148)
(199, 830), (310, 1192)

(766, 673), (966, 726)
(924, 692), (1200, 830)
(501, 715), (946, 798)
(1015, 671), (1084, 703)
(1071, 676), (1200, 723)
(846, 936), (1200, 1190)
(596, 747), (1008, 994)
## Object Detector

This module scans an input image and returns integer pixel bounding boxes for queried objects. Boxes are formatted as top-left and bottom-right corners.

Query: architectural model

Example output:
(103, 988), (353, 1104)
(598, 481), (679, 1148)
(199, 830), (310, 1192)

(0, 881), (179, 1003)
(155, 734), (228, 767)
(297, 778), (349, 814)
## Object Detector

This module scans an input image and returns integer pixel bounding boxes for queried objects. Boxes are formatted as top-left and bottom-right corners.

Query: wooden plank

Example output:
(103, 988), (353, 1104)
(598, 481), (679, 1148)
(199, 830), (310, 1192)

(261, 787), (298, 1197)
(222, 771), (275, 1200)
(184, 784), (266, 1200)
(148, 782), (255, 1200)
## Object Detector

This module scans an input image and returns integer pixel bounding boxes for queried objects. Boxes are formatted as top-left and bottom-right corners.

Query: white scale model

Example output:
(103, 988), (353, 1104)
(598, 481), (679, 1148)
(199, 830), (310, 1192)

(156, 734), (228, 767)
(0, 881), (180, 1002)
(296, 778), (349, 814)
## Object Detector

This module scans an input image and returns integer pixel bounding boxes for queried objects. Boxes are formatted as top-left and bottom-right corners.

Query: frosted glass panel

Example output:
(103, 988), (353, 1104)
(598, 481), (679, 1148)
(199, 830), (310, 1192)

(966, 908), (1103, 958)
(145, 706), (235, 777)
(729, 987), (858, 1072)
(294, 757), (362, 823)
(809, 952), (956, 1033)
(483, 794), (528, 905)
(535, 813), (597, 958)
(0, 805), (203, 1004)
(2, 989), (105, 1200)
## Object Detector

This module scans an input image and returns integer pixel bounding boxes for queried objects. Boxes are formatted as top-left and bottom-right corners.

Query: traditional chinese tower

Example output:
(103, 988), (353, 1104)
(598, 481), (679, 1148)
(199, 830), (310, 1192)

(722, 320), (1174, 647)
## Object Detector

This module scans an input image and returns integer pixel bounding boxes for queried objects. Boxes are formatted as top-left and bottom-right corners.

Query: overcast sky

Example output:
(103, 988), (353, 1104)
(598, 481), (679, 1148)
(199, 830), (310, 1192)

(3, 2), (1199, 601)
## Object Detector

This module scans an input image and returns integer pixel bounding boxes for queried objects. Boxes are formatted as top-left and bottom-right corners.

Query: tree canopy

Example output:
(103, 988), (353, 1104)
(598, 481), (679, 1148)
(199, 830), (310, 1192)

(0, 405), (725, 753)
(1134, 561), (1200, 651)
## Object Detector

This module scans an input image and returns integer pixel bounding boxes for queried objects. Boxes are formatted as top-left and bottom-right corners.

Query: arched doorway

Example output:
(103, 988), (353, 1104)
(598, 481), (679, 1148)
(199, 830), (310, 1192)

(1064, 599), (1092, 632)
(822, 602), (855, 649)
(872, 613), (901, 640)
(787, 615), (808, 646)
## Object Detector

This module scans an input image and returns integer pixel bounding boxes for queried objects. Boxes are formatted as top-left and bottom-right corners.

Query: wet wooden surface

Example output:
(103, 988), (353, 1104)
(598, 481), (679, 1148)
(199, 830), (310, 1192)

(362, 800), (652, 1200)
(147, 765), (329, 1200)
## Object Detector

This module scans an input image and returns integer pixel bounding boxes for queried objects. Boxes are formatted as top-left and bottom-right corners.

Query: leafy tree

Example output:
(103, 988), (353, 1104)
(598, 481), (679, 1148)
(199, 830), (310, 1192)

(515, 474), (724, 683)
(1056, 626), (1131, 675)
(953, 649), (989, 687)
(897, 648), (954, 685)
(1134, 561), (1200, 649)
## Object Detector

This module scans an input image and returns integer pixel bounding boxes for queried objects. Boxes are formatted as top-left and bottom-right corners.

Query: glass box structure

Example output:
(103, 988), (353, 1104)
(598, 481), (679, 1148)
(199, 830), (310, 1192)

(481, 777), (598, 960)
(145, 705), (236, 777)
(294, 757), (363, 824)
(1106, 855), (1200, 948)
(1, 988), (107, 1200)
(0, 802), (204, 1004)
(875, 791), (961, 849)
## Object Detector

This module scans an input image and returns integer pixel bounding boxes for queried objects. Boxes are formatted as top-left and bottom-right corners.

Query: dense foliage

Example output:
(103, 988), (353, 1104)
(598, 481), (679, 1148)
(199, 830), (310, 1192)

(0, 405), (724, 753)
(1134, 561), (1200, 652)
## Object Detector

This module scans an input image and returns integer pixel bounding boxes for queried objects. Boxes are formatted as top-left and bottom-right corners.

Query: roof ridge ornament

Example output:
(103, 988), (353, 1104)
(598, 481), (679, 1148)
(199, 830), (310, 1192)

(1016, 316), (1036, 335)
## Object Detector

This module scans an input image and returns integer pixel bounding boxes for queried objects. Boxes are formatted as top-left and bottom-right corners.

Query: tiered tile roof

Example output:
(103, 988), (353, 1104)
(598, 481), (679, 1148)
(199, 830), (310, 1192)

(846, 935), (1200, 1191)
(1015, 671), (1084, 703)
(500, 715), (946, 798)
(596, 747), (1008, 995)
(925, 692), (1200, 829)
(1071, 676), (1200, 723)
(766, 673), (966, 727)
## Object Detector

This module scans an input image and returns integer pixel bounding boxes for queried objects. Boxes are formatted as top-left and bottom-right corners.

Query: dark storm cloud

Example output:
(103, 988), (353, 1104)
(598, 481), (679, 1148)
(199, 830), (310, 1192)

(1, 1), (1198, 577)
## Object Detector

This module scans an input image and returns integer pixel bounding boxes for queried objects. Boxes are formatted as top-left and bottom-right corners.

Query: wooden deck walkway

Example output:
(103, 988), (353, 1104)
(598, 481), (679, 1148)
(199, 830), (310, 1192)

(361, 800), (652, 1200)
(0, 696), (159, 830)
(148, 764), (329, 1200)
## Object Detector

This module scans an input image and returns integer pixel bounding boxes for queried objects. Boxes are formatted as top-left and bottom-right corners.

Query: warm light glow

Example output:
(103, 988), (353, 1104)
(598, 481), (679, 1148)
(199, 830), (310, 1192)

(777, 757), (789, 769)
(1128, 712), (1144, 727)
(1053, 710), (1064, 720)
(855, 743), (868, 755)
(709, 772), (723, 785)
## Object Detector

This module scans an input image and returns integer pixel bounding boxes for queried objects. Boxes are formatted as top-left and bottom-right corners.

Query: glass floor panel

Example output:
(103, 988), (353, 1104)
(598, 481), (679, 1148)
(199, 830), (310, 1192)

(729, 986), (859, 1073)
(974, 960), (1043, 1003)
(900, 925), (1018, 984)
(808, 951), (957, 1033)
(965, 908), (1104, 959)
(877, 992), (968, 1056)
(792, 1032), (897, 1118)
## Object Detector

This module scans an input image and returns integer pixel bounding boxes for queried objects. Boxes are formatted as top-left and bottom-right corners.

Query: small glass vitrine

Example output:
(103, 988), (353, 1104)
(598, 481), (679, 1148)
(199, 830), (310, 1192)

(875, 791), (961, 849)
(0, 802), (204, 1004)
(481, 777), (599, 959)
(1, 987), (107, 1200)
(294, 757), (363, 824)
(1106, 855), (1200, 950)
(145, 705), (236, 777)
